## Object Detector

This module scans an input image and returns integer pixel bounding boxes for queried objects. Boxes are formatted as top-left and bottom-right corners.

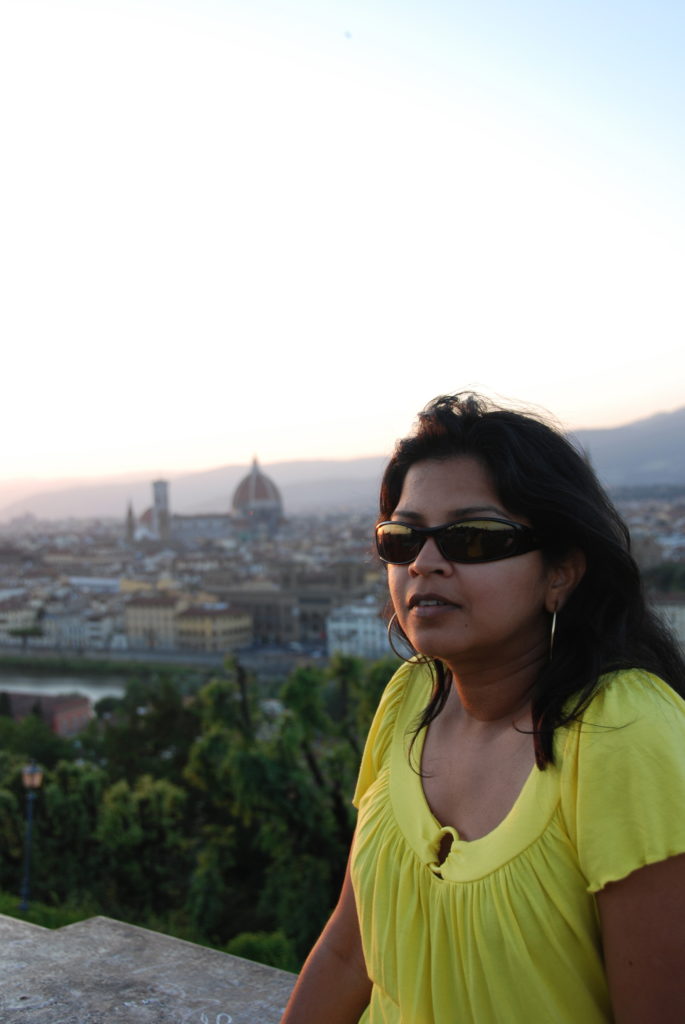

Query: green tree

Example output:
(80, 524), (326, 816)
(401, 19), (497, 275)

(0, 712), (74, 767)
(225, 929), (298, 972)
(358, 656), (400, 734)
(81, 673), (199, 785)
(0, 785), (23, 890)
(644, 562), (685, 594)
(8, 625), (44, 650)
(96, 774), (191, 916)
(93, 695), (119, 718)
(181, 655), (400, 957)
(0, 654), (398, 956)
(185, 824), (238, 940)
(183, 664), (272, 943)
(32, 760), (108, 904)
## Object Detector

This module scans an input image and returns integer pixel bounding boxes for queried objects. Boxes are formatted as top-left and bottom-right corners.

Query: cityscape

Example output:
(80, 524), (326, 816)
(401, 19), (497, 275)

(0, 459), (390, 668)
(0, 456), (684, 705)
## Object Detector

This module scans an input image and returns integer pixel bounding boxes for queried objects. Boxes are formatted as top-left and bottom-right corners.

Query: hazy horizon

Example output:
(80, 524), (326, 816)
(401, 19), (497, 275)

(0, 399), (682, 493)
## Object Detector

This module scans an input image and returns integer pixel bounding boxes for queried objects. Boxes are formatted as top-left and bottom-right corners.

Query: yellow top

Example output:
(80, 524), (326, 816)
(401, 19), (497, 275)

(351, 662), (685, 1024)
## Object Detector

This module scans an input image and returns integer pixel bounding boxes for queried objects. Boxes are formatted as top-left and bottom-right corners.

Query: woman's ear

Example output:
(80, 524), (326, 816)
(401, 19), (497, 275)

(545, 548), (586, 613)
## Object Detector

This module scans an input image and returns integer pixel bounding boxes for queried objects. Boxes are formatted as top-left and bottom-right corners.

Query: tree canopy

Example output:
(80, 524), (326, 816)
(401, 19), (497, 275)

(0, 654), (399, 966)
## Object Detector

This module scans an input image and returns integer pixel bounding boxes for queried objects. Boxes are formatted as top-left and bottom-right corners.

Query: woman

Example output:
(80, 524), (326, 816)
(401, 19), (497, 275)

(282, 393), (685, 1023)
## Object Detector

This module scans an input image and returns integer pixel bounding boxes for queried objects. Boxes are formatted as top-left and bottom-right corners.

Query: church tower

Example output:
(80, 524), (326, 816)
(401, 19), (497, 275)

(125, 502), (135, 544)
(152, 480), (170, 542)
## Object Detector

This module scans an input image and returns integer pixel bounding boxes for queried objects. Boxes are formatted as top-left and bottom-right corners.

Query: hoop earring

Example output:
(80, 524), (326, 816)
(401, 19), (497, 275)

(387, 611), (416, 662)
(549, 609), (557, 662)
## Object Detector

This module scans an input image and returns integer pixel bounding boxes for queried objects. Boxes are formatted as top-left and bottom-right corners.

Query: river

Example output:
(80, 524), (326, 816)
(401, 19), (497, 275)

(0, 669), (127, 705)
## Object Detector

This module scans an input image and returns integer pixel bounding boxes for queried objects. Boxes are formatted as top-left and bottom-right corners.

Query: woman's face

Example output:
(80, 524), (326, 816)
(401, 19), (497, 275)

(387, 456), (556, 673)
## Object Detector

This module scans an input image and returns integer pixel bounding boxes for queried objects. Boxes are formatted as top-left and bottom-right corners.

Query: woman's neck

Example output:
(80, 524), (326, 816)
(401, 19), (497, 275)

(444, 643), (546, 723)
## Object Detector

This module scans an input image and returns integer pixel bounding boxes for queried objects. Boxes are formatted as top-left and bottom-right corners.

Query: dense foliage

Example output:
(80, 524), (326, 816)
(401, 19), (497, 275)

(0, 654), (398, 969)
(643, 563), (685, 593)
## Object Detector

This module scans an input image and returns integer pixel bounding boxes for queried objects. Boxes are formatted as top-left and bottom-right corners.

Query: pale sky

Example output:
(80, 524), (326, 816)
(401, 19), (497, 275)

(2, 0), (683, 482)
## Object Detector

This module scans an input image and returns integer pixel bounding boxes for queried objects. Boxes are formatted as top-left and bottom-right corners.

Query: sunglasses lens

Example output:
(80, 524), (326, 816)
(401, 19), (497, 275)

(376, 523), (421, 563)
(441, 520), (521, 562)
(376, 518), (536, 564)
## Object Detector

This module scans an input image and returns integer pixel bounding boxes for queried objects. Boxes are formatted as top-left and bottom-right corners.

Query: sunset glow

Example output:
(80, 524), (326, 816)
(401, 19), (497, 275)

(2, 0), (683, 483)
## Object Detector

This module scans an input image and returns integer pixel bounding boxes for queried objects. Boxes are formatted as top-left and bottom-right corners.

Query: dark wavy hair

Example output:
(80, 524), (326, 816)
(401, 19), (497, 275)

(380, 393), (685, 767)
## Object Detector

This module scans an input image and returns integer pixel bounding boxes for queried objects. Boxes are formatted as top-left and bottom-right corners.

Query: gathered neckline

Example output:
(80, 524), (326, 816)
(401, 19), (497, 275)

(389, 671), (561, 880)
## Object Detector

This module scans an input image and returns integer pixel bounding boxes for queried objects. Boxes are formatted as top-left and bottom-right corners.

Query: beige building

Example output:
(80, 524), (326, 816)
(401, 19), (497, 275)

(203, 561), (369, 646)
(201, 580), (298, 645)
(124, 594), (179, 649)
(0, 598), (38, 644)
(175, 605), (252, 653)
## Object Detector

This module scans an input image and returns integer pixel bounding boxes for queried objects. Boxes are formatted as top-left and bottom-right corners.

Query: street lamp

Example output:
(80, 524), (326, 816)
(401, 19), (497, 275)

(19, 761), (43, 913)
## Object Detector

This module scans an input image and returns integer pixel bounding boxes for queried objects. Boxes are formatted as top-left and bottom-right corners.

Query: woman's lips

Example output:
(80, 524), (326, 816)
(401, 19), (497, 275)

(408, 593), (460, 616)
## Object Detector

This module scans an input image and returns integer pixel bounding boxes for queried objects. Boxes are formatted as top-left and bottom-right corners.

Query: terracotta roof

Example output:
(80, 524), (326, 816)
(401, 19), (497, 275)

(232, 458), (282, 513)
(0, 597), (32, 612)
(177, 604), (240, 619)
(125, 594), (178, 608)
(2, 692), (91, 716)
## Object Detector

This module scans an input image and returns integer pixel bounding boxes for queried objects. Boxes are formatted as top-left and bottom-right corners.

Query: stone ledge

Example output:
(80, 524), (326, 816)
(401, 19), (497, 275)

(0, 913), (295, 1023)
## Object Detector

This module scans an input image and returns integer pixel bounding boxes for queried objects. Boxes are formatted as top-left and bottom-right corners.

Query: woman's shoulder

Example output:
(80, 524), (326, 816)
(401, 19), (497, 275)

(560, 668), (685, 892)
(353, 660), (433, 807)
(559, 666), (685, 773)
(583, 667), (685, 726)
(374, 658), (435, 719)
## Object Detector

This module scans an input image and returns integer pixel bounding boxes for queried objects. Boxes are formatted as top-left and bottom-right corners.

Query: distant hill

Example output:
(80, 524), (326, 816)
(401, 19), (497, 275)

(0, 457), (389, 521)
(573, 406), (685, 488)
(1, 406), (684, 521)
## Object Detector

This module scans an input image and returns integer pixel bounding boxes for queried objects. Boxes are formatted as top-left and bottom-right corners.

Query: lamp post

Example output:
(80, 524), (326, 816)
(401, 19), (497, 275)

(19, 761), (43, 913)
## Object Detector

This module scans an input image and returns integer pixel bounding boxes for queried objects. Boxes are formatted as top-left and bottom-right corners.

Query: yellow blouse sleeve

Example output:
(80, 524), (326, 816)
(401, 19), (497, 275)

(353, 661), (419, 808)
(560, 669), (685, 893)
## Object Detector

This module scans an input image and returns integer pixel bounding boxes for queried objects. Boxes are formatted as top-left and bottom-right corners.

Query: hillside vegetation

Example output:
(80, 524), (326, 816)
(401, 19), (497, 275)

(0, 654), (398, 969)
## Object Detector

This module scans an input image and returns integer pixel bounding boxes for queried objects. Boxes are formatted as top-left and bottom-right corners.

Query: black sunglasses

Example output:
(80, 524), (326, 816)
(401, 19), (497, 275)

(375, 517), (541, 565)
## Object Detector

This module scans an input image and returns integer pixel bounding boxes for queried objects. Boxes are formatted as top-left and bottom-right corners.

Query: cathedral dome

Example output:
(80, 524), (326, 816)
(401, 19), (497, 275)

(232, 458), (283, 525)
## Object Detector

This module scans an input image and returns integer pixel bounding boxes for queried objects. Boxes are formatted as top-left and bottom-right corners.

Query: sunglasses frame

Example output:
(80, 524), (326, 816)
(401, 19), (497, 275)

(375, 516), (542, 565)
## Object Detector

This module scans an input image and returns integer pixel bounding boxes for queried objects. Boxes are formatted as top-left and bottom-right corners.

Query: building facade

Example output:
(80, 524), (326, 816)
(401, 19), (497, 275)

(175, 604), (252, 653)
(327, 598), (389, 659)
(124, 594), (179, 649)
(2, 692), (92, 737)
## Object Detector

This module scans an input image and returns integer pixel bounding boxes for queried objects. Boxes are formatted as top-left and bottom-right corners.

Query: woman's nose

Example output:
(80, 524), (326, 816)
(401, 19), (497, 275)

(409, 537), (453, 575)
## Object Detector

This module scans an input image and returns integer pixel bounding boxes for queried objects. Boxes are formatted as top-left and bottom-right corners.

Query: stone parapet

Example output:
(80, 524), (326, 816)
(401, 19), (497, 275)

(0, 913), (295, 1023)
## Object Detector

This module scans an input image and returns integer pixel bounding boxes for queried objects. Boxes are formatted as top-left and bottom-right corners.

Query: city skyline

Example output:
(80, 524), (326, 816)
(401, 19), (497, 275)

(2, 0), (683, 483)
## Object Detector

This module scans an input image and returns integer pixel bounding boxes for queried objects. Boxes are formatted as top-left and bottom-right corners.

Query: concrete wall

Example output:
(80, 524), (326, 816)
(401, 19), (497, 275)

(0, 913), (295, 1023)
